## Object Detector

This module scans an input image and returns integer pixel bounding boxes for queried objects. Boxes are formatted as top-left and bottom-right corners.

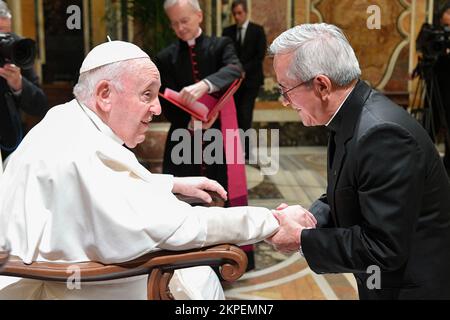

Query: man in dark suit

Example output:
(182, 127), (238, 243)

(267, 23), (450, 299)
(156, 0), (259, 270)
(0, 1), (47, 161)
(222, 0), (266, 159)
(155, 0), (243, 193)
(435, 2), (450, 176)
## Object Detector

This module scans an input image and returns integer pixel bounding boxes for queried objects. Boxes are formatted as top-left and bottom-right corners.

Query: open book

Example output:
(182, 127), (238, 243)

(158, 79), (242, 122)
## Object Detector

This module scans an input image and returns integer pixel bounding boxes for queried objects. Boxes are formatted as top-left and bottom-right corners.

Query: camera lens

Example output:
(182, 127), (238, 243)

(12, 38), (36, 69)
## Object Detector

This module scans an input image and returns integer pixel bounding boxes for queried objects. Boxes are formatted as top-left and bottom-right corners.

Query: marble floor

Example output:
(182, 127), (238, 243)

(223, 146), (359, 300)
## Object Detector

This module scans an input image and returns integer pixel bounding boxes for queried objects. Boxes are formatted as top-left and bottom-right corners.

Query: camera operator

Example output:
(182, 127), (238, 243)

(0, 0), (47, 162)
(435, 2), (450, 175)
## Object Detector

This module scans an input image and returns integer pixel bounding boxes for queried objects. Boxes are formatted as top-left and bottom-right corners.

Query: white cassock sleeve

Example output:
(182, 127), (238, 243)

(28, 148), (280, 264)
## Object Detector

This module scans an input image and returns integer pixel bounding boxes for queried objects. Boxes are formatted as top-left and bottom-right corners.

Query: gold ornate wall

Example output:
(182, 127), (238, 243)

(247, 0), (430, 100)
(11, 0), (432, 103)
(295, 0), (428, 94)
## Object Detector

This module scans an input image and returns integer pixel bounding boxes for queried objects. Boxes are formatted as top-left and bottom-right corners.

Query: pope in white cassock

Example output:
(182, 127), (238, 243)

(0, 40), (282, 300)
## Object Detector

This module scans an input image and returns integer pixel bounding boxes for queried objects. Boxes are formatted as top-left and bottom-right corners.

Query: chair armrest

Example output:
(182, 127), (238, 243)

(0, 251), (9, 270)
(0, 241), (10, 271)
(175, 191), (226, 207)
(0, 244), (248, 299)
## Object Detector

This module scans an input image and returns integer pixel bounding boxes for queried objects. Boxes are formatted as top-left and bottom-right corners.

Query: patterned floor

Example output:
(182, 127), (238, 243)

(224, 147), (359, 300)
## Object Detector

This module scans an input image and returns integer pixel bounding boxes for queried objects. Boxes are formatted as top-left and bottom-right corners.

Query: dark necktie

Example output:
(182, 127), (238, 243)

(236, 27), (242, 54)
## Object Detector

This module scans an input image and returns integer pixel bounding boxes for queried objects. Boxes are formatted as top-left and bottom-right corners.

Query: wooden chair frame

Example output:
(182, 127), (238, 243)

(0, 244), (247, 300)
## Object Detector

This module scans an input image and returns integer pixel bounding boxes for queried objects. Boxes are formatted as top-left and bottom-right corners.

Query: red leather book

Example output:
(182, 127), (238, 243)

(158, 79), (242, 122)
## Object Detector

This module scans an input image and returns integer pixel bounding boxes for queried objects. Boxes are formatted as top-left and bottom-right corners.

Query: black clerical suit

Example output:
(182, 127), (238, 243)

(302, 80), (450, 300)
(155, 34), (242, 191)
(222, 22), (266, 139)
(434, 53), (450, 174)
(0, 49), (48, 159)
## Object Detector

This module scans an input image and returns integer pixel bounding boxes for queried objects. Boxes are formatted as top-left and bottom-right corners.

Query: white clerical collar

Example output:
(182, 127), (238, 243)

(240, 19), (250, 30)
(325, 85), (356, 127)
(78, 102), (124, 145)
(187, 29), (203, 46)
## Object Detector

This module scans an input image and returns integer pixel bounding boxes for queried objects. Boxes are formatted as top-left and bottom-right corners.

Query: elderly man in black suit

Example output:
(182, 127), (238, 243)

(0, 0), (47, 161)
(222, 0), (266, 159)
(267, 23), (450, 299)
(155, 0), (243, 192)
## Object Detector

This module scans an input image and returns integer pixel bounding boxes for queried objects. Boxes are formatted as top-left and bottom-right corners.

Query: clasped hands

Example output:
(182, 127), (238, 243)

(266, 203), (317, 254)
(172, 177), (317, 255)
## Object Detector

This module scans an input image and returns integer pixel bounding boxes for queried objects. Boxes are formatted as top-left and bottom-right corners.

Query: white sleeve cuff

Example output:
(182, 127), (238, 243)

(203, 79), (219, 94)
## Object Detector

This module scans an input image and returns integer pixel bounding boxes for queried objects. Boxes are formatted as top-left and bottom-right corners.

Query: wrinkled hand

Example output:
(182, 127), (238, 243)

(266, 205), (317, 254)
(172, 176), (227, 204)
(179, 81), (209, 107)
(0, 64), (22, 92)
(276, 203), (317, 228)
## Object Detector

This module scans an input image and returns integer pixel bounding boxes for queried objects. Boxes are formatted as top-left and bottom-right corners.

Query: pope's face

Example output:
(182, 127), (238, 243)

(166, 1), (203, 42)
(108, 60), (162, 148)
(273, 53), (327, 127)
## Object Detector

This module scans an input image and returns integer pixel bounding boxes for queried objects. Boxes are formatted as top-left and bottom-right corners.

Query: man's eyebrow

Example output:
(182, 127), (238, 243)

(143, 79), (158, 89)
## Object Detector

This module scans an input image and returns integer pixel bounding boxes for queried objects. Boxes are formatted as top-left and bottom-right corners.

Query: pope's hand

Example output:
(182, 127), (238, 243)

(275, 204), (317, 228)
(179, 81), (209, 107)
(0, 64), (22, 92)
(172, 177), (227, 204)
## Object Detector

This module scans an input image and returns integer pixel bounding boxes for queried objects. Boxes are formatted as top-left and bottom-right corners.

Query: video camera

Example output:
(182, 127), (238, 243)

(416, 23), (450, 60)
(0, 32), (36, 69)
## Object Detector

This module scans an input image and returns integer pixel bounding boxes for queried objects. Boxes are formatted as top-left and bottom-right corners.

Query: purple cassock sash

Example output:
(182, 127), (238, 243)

(186, 43), (252, 254)
(220, 97), (248, 207)
(199, 94), (248, 207)
(201, 95), (253, 254)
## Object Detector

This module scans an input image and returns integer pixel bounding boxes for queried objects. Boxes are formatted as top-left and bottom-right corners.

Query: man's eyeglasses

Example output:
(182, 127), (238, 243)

(278, 80), (310, 103)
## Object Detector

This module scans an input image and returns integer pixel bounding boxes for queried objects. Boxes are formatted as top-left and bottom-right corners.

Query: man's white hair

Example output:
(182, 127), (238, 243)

(0, 0), (12, 19)
(164, 0), (201, 11)
(73, 58), (150, 107)
(269, 23), (361, 87)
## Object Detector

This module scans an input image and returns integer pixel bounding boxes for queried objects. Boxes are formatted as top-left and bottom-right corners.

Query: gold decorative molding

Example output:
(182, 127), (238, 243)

(311, 0), (324, 23)
(377, 0), (410, 90)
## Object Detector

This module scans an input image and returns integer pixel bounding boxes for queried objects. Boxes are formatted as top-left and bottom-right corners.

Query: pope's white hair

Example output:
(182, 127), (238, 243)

(269, 23), (361, 87)
(0, 0), (12, 19)
(73, 58), (151, 107)
(164, 0), (201, 11)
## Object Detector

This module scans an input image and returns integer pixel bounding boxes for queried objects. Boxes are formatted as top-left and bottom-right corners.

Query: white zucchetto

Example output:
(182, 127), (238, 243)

(79, 40), (150, 74)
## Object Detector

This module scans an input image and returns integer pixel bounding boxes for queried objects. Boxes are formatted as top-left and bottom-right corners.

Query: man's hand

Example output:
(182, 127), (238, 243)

(0, 64), (22, 92)
(266, 205), (317, 254)
(172, 177), (227, 204)
(275, 204), (317, 228)
(179, 81), (209, 107)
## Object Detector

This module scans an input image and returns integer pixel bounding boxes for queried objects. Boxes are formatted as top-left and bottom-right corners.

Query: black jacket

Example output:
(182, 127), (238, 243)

(155, 34), (242, 128)
(0, 62), (48, 158)
(222, 22), (266, 88)
(154, 34), (242, 186)
(302, 80), (450, 299)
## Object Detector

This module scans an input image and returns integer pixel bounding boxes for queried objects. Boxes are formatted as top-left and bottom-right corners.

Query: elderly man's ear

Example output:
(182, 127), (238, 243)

(314, 75), (332, 101)
(95, 80), (113, 112)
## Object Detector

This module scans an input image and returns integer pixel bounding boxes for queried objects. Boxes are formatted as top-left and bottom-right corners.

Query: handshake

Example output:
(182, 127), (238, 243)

(265, 203), (317, 254)
(171, 176), (317, 255)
